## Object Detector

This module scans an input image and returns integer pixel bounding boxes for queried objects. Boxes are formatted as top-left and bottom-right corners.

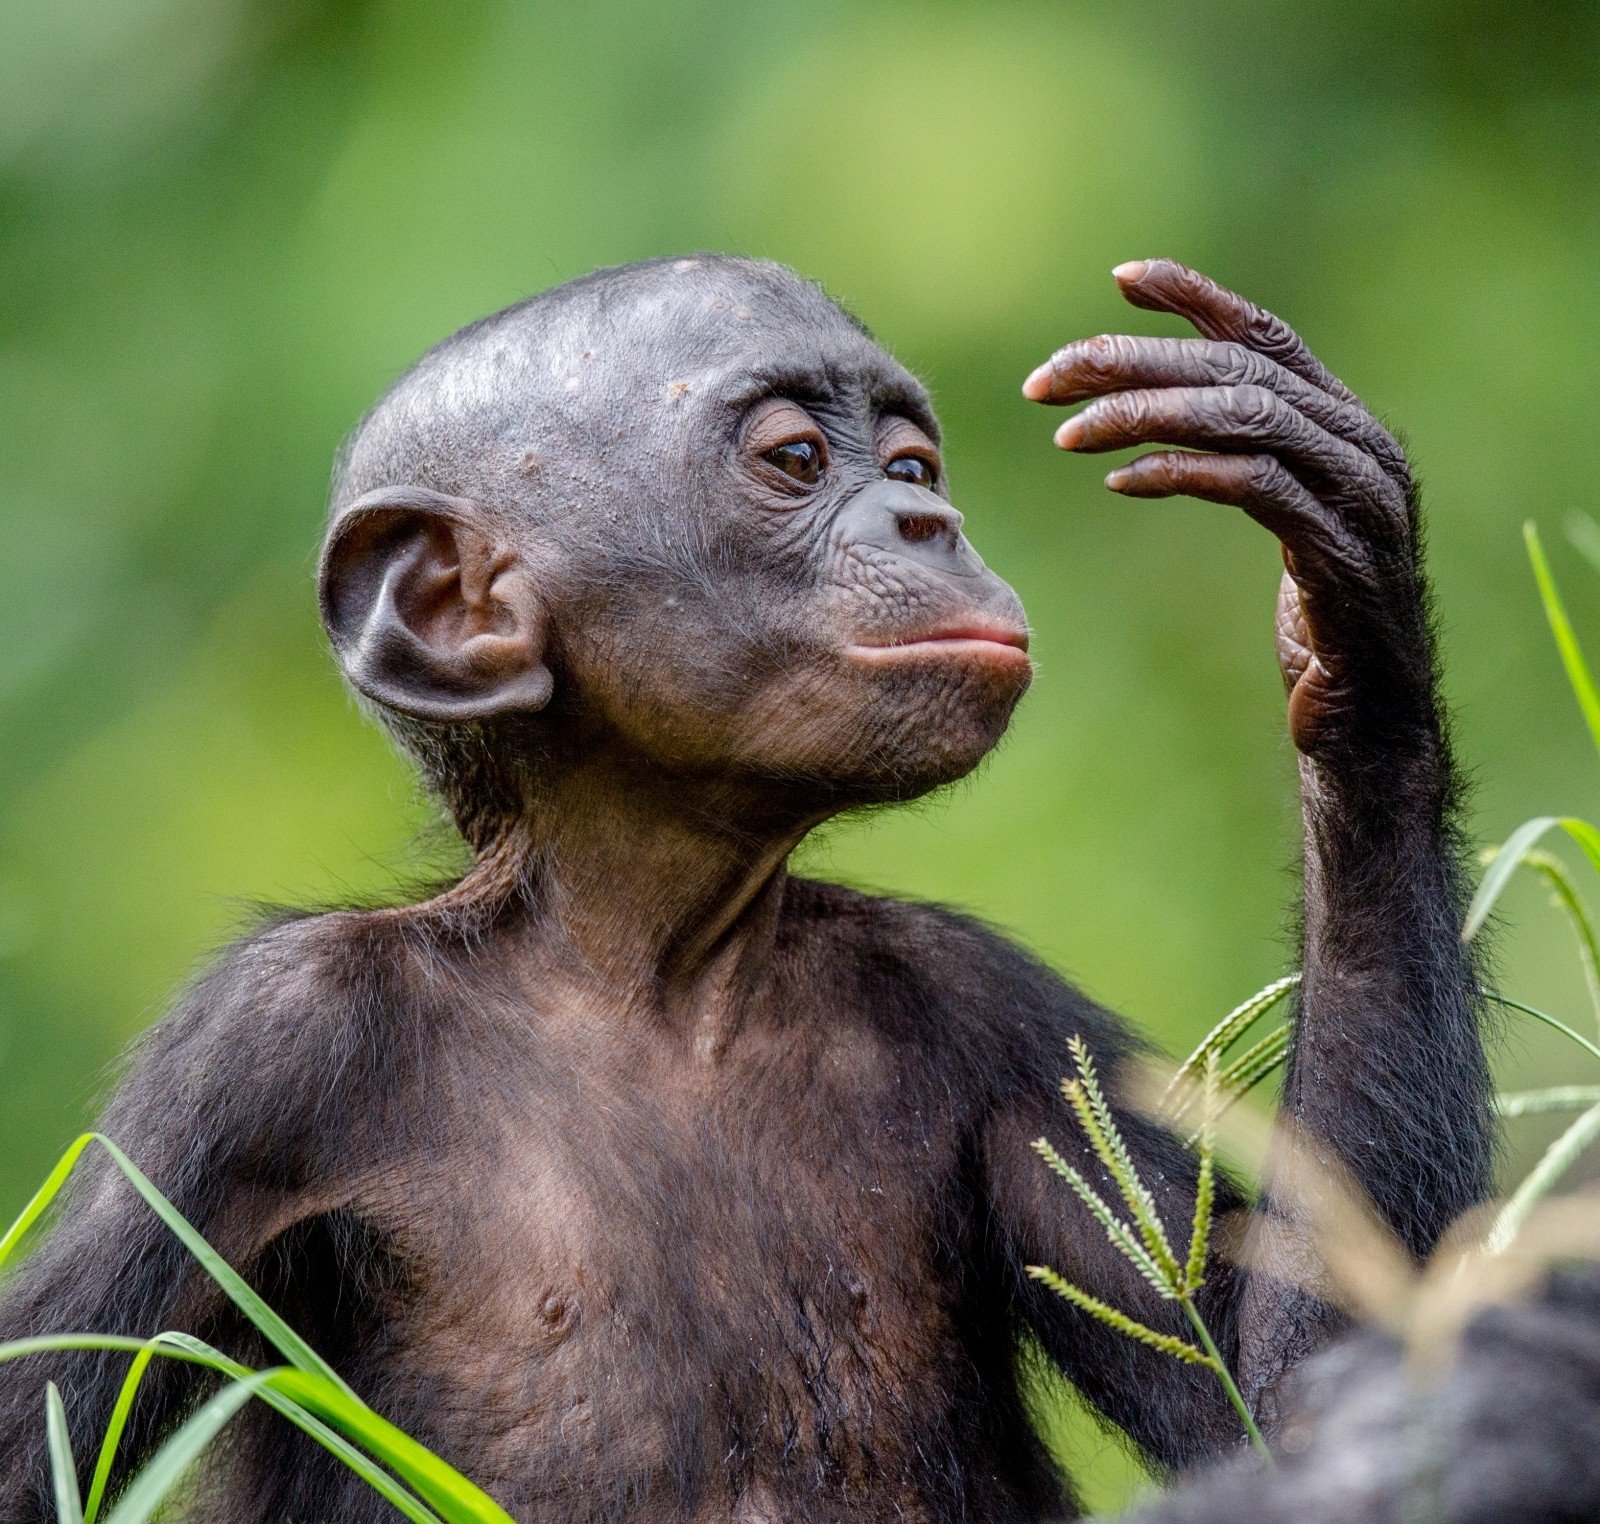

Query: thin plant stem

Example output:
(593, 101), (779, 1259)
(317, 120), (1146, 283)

(1486, 993), (1600, 1064)
(1497, 1085), (1600, 1117)
(1488, 1098), (1600, 1253)
(1180, 1300), (1271, 1462)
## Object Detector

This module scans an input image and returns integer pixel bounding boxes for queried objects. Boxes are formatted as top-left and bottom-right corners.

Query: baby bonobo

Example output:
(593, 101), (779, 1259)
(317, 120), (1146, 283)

(0, 257), (1490, 1521)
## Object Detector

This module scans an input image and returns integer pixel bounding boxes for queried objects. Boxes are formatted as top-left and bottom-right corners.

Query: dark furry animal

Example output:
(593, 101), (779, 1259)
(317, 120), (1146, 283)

(0, 255), (1492, 1521)
(1126, 1268), (1600, 1523)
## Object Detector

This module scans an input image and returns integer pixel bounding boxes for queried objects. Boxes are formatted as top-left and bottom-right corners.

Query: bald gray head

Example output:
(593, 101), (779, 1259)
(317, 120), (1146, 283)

(319, 254), (1028, 851)
(332, 255), (886, 527)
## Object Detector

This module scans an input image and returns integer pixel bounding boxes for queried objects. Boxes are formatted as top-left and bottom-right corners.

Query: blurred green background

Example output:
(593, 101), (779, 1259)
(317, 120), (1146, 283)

(2, 0), (1598, 1509)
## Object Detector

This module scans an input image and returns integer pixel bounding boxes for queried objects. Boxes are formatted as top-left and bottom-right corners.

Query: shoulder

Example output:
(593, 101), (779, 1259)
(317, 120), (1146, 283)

(101, 908), (444, 1167)
(780, 876), (1137, 1088)
(133, 908), (412, 1062)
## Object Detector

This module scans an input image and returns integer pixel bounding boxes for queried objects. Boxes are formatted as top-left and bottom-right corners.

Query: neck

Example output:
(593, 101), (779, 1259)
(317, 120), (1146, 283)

(454, 759), (822, 1053)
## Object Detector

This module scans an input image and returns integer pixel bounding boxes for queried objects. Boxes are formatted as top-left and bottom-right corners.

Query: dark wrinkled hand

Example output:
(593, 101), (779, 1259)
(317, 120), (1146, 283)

(1024, 259), (1424, 757)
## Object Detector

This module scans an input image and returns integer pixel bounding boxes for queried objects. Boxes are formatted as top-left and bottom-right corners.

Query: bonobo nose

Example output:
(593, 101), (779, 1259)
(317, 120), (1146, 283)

(837, 480), (984, 576)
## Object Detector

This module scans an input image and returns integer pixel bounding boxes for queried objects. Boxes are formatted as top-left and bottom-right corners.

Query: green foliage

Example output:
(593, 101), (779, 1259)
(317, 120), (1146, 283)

(1524, 522), (1600, 765)
(1030, 517), (1600, 1466)
(1025, 1267), (1215, 1366)
(45, 1384), (82, 1524)
(1455, 523), (1600, 1249)
(1487, 1100), (1600, 1254)
(1028, 1042), (1270, 1459)
(0, 1136), (514, 1524)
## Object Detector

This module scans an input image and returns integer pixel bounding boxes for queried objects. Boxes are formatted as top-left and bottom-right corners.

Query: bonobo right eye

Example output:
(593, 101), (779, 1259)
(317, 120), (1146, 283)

(765, 439), (822, 484)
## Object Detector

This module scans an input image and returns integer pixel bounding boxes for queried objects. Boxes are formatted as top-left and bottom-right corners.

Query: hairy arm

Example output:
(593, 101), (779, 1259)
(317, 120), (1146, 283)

(0, 919), (386, 1518)
(983, 261), (1491, 1464)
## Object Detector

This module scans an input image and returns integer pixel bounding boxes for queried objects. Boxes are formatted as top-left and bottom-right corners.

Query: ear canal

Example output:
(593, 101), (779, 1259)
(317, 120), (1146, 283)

(318, 487), (554, 724)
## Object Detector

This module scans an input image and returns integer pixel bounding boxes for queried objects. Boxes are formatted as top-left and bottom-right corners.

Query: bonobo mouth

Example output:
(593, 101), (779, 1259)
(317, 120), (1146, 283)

(843, 618), (1032, 669)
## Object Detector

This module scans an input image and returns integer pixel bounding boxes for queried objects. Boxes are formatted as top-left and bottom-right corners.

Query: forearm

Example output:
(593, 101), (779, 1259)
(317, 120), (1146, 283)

(1289, 735), (1493, 1253)
(1234, 689), (1493, 1415)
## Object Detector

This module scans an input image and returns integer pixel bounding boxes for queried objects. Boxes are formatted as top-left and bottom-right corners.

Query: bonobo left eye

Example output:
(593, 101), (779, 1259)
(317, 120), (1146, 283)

(877, 415), (942, 493)
(885, 455), (937, 490)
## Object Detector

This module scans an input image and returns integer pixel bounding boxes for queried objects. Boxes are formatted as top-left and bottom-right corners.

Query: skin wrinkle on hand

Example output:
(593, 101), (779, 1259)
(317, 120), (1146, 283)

(0, 255), (1491, 1523)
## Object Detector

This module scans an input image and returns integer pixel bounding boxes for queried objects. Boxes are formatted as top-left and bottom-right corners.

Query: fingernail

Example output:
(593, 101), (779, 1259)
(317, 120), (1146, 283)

(1055, 414), (1088, 450)
(1021, 362), (1055, 401)
(1105, 467), (1132, 490)
(1112, 260), (1149, 284)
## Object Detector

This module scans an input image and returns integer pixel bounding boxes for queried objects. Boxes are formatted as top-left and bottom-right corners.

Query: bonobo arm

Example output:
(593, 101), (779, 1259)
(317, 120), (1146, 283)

(0, 918), (382, 1519)
(985, 261), (1493, 1461)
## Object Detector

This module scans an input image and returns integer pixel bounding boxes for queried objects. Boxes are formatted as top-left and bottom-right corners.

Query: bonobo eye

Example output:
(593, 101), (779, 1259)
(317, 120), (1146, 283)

(766, 439), (822, 484)
(877, 415), (941, 492)
(885, 455), (936, 490)
(742, 397), (829, 497)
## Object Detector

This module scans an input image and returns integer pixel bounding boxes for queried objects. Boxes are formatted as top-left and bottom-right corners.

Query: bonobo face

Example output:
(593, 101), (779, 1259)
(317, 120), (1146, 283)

(320, 257), (1031, 817)
(550, 265), (1032, 802)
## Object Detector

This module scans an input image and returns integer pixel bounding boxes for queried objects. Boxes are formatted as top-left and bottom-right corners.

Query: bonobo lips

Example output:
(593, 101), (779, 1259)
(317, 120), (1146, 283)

(843, 617), (1032, 670)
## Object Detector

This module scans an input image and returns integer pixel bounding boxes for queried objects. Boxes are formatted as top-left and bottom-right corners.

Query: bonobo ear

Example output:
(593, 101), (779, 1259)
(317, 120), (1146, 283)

(318, 487), (553, 722)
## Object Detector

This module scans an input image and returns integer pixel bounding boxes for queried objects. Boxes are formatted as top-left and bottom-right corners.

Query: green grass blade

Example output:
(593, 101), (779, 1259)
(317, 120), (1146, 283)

(1497, 1085), (1600, 1117)
(0, 1335), (217, 1368)
(0, 1135), (343, 1389)
(2, 1134), (510, 1522)
(1522, 849), (1600, 1034)
(266, 1370), (516, 1523)
(99, 1372), (275, 1524)
(81, 1136), (348, 1392)
(1164, 973), (1300, 1117)
(0, 1134), (98, 1271)
(1466, 818), (1564, 941)
(1559, 817), (1600, 878)
(1485, 993), (1600, 1064)
(83, 1339), (165, 1523)
(149, 1336), (445, 1524)
(1467, 816), (1600, 942)
(1031, 1138), (1169, 1294)
(1024, 1265), (1211, 1365)
(1526, 520), (1600, 764)
(1183, 1055), (1218, 1296)
(82, 1334), (441, 1524)
(46, 1382), (84, 1524)
(2, 1335), (444, 1524)
(1489, 1098), (1600, 1253)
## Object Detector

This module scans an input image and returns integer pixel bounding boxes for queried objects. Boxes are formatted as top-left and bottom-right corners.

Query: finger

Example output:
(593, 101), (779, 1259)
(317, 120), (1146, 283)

(1104, 451), (1355, 574)
(1111, 260), (1359, 406)
(1024, 334), (1407, 485)
(1056, 385), (1407, 541)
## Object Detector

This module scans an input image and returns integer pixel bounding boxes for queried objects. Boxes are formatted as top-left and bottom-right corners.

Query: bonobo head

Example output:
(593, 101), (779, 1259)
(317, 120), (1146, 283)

(319, 255), (1030, 850)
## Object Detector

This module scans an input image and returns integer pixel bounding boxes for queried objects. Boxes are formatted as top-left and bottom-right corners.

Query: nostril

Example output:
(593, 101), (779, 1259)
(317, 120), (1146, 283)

(896, 512), (950, 545)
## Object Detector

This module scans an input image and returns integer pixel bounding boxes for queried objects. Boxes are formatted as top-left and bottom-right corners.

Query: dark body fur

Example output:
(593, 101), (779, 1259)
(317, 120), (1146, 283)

(0, 255), (1495, 1519)
(0, 882), (1237, 1521)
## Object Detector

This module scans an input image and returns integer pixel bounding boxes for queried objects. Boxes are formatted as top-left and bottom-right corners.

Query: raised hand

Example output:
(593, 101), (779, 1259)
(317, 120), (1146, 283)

(1023, 260), (1430, 761)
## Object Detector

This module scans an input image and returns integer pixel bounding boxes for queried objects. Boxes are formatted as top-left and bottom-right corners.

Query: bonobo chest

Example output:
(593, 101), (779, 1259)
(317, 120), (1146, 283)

(375, 967), (988, 1517)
